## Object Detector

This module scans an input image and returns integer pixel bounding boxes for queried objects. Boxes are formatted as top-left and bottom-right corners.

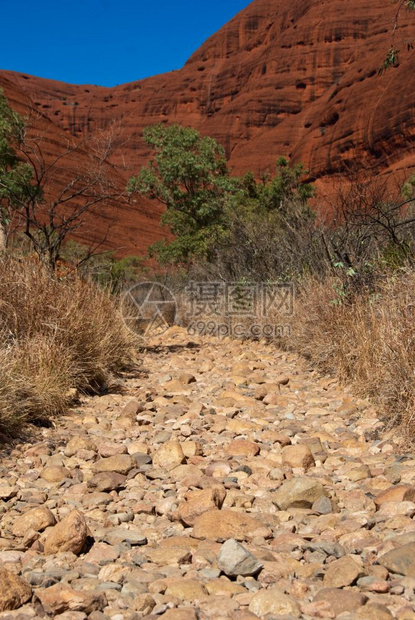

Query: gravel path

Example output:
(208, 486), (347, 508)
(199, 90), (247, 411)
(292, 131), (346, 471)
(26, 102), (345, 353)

(0, 327), (414, 620)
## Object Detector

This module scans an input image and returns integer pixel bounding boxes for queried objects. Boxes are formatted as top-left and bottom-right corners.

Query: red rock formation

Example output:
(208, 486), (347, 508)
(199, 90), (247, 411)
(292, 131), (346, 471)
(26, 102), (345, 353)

(0, 74), (164, 256)
(1, 0), (415, 254)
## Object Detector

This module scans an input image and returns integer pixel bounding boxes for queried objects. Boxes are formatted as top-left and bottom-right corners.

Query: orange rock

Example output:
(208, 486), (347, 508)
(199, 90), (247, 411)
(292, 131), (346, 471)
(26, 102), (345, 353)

(281, 444), (315, 470)
(226, 439), (260, 457)
(0, 568), (32, 612)
(374, 485), (415, 508)
(192, 509), (271, 542)
(43, 509), (88, 556)
(12, 506), (56, 537)
(177, 486), (226, 526)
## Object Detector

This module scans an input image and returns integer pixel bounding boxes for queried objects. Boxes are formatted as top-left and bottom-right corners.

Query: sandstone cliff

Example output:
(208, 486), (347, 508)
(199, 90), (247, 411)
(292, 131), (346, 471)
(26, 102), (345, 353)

(1, 0), (414, 254)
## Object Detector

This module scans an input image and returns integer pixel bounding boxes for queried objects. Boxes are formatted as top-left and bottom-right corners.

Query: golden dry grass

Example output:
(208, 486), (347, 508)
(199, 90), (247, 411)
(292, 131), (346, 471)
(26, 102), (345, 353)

(0, 256), (138, 435)
(290, 271), (415, 435)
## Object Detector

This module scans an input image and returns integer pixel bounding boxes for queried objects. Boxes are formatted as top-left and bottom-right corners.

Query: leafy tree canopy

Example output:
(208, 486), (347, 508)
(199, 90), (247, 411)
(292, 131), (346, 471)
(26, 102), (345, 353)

(128, 126), (315, 265)
(127, 124), (239, 264)
(240, 157), (315, 216)
(0, 91), (36, 224)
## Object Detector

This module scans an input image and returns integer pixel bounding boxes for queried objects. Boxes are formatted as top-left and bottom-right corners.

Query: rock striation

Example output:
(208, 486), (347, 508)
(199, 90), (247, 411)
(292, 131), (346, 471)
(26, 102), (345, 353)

(1, 0), (415, 253)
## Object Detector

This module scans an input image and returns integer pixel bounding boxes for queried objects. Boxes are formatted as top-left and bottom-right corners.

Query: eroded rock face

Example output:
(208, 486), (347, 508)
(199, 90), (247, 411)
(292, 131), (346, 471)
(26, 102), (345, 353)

(0, 74), (165, 258)
(1, 0), (414, 254)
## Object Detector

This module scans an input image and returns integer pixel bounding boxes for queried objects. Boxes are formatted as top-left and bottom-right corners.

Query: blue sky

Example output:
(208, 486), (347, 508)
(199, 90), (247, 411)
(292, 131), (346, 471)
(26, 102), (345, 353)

(0, 1), (251, 87)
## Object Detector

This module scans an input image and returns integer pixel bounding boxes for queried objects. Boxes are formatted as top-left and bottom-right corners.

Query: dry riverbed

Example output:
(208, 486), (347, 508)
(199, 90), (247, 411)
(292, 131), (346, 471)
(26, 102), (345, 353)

(0, 327), (414, 619)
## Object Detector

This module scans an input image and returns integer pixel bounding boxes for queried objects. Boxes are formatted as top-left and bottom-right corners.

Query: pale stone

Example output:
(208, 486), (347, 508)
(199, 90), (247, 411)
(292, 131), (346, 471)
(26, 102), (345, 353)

(164, 579), (208, 601)
(92, 454), (134, 475)
(231, 611), (259, 620)
(104, 527), (147, 546)
(217, 538), (263, 577)
(272, 478), (326, 510)
(133, 593), (156, 613)
(226, 439), (260, 457)
(86, 471), (126, 492)
(64, 436), (97, 457)
(146, 546), (192, 566)
(197, 595), (239, 617)
(84, 542), (120, 566)
(159, 610), (197, 620)
(379, 542), (415, 577)
(356, 603), (394, 619)
(348, 465), (372, 482)
(205, 578), (246, 596)
(248, 587), (301, 617)
(313, 589), (368, 616)
(374, 485), (415, 507)
(0, 485), (18, 500)
(181, 441), (203, 458)
(205, 461), (232, 478)
(41, 466), (71, 483)
(153, 441), (186, 470)
(324, 555), (365, 588)
(99, 441), (129, 456)
(301, 600), (335, 619)
(35, 584), (106, 615)
(377, 500), (415, 518)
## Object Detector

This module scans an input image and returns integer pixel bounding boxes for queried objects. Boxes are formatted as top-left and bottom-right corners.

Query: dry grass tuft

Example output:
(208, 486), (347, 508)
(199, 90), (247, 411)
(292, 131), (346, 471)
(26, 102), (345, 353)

(0, 256), (137, 436)
(290, 271), (415, 435)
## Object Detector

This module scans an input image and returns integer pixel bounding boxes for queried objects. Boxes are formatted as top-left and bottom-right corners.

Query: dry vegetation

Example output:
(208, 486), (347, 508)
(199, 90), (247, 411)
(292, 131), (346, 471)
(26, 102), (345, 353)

(0, 256), (137, 436)
(290, 271), (415, 436)
(173, 174), (415, 438)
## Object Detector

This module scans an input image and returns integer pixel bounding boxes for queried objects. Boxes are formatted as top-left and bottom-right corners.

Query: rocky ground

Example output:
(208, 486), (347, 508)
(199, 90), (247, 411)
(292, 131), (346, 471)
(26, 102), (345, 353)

(0, 327), (415, 620)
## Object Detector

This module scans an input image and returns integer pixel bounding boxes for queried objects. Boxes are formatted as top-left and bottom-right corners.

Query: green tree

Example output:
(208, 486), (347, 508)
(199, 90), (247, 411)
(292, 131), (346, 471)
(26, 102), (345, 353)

(214, 158), (316, 281)
(244, 156), (314, 215)
(127, 124), (238, 264)
(236, 157), (315, 233)
(0, 90), (36, 249)
(61, 240), (145, 293)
